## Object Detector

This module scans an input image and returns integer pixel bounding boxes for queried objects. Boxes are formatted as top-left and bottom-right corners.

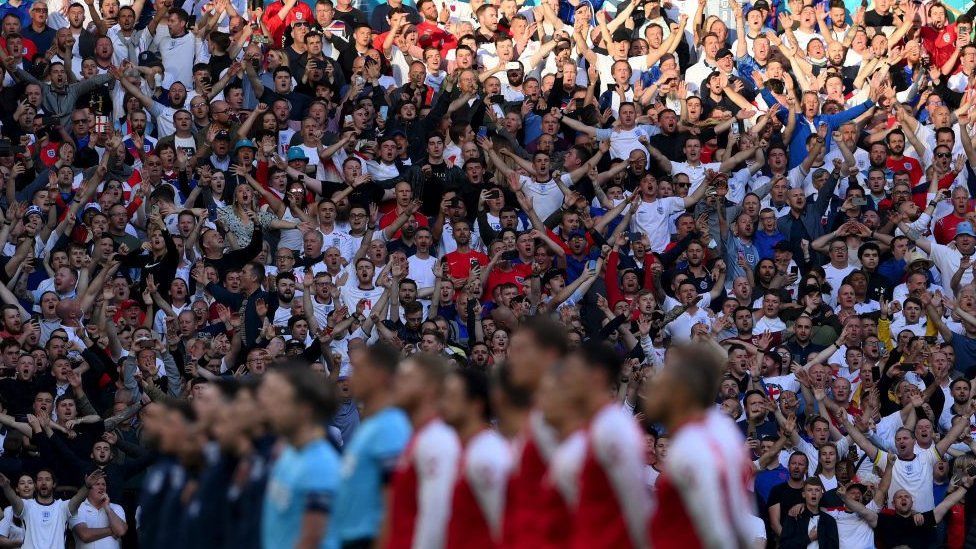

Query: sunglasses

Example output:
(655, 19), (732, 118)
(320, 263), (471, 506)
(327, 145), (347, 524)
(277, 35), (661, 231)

(937, 152), (951, 158)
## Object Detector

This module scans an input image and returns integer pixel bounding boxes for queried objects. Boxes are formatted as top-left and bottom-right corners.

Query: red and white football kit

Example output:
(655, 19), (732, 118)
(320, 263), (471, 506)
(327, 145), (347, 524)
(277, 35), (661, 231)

(650, 410), (756, 549)
(571, 404), (650, 549)
(501, 411), (559, 549)
(386, 419), (461, 549)
(538, 430), (586, 548)
(446, 429), (513, 549)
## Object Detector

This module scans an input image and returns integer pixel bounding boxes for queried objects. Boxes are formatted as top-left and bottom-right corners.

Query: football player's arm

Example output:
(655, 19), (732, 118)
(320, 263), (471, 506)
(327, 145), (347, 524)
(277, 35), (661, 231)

(295, 491), (331, 549)
(412, 436), (460, 549)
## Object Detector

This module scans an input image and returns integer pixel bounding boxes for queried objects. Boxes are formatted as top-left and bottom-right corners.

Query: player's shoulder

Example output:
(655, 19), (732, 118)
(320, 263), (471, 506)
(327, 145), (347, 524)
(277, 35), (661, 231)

(416, 419), (461, 456)
(589, 405), (643, 448)
(469, 430), (512, 465)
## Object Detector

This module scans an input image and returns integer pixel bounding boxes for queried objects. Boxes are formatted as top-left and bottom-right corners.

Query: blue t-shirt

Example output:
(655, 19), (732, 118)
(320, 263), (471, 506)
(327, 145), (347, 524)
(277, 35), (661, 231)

(327, 407), (411, 547)
(262, 438), (341, 549)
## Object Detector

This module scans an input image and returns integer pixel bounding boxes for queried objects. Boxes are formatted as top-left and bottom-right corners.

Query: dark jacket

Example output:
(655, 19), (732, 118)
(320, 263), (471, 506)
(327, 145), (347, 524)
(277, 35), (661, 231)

(780, 508), (839, 549)
(777, 174), (839, 267)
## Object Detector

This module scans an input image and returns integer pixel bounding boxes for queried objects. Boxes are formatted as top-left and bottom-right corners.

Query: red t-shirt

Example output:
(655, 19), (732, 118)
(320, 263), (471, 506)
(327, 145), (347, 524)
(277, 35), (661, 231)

(444, 249), (489, 280)
(0, 36), (37, 61)
(935, 212), (968, 244)
(379, 209), (428, 239)
(262, 1), (314, 48)
(484, 263), (532, 299)
(887, 155), (923, 186)
(921, 24), (958, 72)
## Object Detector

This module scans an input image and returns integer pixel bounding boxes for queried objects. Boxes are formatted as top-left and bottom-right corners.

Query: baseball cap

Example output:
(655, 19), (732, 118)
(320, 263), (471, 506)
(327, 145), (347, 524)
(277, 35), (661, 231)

(234, 139), (257, 153)
(568, 229), (587, 239)
(214, 130), (231, 141)
(716, 47), (733, 59)
(611, 28), (632, 42)
(753, 0), (770, 9)
(957, 221), (976, 238)
(138, 51), (162, 68)
(23, 205), (43, 221)
(286, 146), (308, 162)
(541, 268), (566, 287)
(773, 240), (792, 252)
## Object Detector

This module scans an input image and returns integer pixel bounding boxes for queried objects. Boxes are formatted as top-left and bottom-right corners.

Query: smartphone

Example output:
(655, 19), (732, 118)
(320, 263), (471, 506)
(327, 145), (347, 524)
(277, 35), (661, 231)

(505, 61), (521, 71)
(790, 265), (798, 275)
(477, 126), (488, 139)
(587, 259), (598, 271)
(924, 335), (937, 344)
(501, 250), (519, 261)
(852, 196), (867, 206)
(470, 258), (480, 268)
(490, 94), (505, 105)
(343, 114), (353, 125)
(379, 106), (388, 121)
(487, 189), (501, 200)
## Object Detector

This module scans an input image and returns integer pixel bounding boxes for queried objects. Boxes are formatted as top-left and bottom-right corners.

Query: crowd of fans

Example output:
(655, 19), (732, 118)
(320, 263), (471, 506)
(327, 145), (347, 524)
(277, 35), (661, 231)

(2, 0), (976, 546)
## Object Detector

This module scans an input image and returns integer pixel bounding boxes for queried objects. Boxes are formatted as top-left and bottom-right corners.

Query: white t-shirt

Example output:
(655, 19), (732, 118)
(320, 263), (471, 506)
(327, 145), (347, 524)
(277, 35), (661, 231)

(663, 307), (712, 344)
(407, 254), (437, 291)
(631, 196), (686, 253)
(19, 499), (71, 549)
(594, 126), (651, 163)
(339, 284), (385, 315)
(152, 27), (197, 90)
(671, 161), (721, 195)
(825, 500), (877, 549)
(68, 500), (126, 549)
(875, 446), (940, 512)
(823, 263), (856, 307)
(519, 173), (572, 222)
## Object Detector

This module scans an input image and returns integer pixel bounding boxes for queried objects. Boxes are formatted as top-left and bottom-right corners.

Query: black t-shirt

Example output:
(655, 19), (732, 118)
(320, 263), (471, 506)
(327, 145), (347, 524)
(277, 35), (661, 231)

(767, 481), (804, 515)
(864, 10), (895, 28)
(259, 88), (312, 121)
(876, 510), (937, 548)
(333, 7), (368, 29)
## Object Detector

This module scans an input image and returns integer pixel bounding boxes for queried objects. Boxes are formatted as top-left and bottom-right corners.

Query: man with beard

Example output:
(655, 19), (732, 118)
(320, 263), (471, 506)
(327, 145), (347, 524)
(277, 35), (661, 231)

(643, 343), (756, 547)
(121, 111), (156, 162)
(442, 219), (488, 281)
(113, 69), (191, 139)
(0, 469), (105, 549)
(841, 404), (973, 512)
(270, 272), (298, 328)
(885, 129), (924, 185)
